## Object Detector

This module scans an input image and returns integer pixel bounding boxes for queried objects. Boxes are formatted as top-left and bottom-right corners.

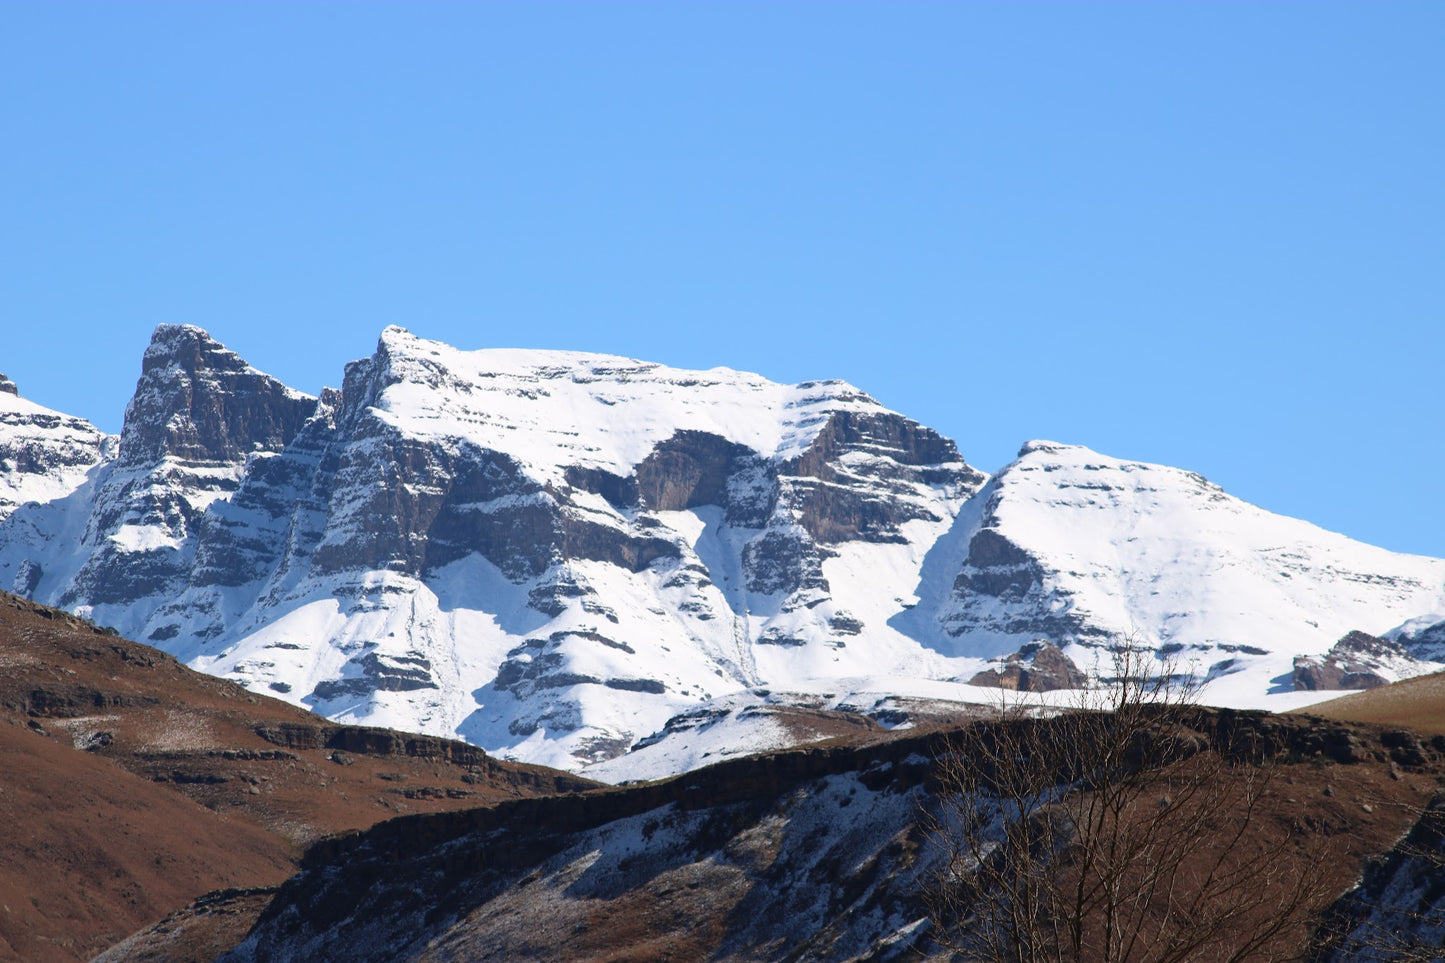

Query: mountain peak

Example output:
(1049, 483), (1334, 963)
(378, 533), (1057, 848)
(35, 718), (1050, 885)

(1016, 439), (1081, 459)
(376, 324), (422, 356)
(122, 327), (316, 467)
(142, 323), (253, 377)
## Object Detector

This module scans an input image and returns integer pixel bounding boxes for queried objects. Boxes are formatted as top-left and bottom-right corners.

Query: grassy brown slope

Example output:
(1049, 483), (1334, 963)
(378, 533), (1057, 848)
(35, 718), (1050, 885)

(0, 722), (294, 961)
(1292, 671), (1445, 734)
(0, 591), (596, 962)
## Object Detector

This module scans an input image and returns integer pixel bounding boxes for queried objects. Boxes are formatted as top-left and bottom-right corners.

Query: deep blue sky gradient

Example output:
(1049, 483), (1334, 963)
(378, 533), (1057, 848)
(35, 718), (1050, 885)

(3, 2), (1442, 555)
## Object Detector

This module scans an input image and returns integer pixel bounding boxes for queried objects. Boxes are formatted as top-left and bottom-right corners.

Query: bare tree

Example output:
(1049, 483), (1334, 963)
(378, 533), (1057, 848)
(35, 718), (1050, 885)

(924, 645), (1334, 962)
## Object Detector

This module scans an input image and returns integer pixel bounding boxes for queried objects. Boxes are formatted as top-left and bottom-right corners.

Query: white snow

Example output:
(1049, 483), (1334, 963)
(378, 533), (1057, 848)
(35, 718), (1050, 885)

(935, 442), (1445, 706)
(0, 388), (114, 519)
(367, 326), (885, 485)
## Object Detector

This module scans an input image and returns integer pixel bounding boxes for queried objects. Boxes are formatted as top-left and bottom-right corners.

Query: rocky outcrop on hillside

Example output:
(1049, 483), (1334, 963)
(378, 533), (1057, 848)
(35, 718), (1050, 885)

(115, 324), (317, 466)
(1394, 615), (1445, 663)
(968, 639), (1089, 691)
(1292, 630), (1420, 691)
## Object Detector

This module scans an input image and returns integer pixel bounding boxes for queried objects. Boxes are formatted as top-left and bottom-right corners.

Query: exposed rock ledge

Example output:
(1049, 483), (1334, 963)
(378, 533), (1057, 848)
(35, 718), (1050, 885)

(968, 640), (1089, 691)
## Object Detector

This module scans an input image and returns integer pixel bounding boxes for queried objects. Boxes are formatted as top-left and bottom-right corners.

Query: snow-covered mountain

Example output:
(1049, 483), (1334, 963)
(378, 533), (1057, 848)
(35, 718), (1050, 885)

(922, 440), (1445, 704)
(2, 326), (1442, 778)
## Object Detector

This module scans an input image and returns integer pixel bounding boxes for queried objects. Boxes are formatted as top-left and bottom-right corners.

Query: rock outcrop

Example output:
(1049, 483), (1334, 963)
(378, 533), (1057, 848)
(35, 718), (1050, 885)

(968, 639), (1089, 691)
(1393, 615), (1445, 663)
(1292, 630), (1420, 691)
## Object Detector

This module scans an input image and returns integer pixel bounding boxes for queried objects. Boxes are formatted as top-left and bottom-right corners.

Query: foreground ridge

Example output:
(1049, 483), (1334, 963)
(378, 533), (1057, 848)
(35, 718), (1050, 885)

(131, 708), (1445, 961)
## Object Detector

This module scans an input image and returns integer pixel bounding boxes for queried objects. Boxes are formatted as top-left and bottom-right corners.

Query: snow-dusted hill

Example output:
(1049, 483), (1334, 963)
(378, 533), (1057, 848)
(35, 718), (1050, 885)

(923, 440), (1445, 704)
(0, 374), (114, 525)
(1, 326), (1442, 780)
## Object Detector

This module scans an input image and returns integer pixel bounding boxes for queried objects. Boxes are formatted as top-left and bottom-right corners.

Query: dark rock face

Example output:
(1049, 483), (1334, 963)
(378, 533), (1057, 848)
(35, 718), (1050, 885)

(316, 432), (557, 580)
(784, 410), (984, 545)
(969, 640), (1089, 691)
(558, 515), (678, 575)
(310, 653), (439, 704)
(742, 529), (827, 597)
(0, 374), (16, 396)
(493, 631), (663, 706)
(635, 430), (759, 514)
(1292, 630), (1415, 691)
(187, 391), (343, 591)
(526, 567), (594, 618)
(1397, 618), (1445, 662)
(944, 530), (1097, 642)
(940, 482), (1110, 645)
(563, 465), (638, 510)
(117, 325), (317, 468)
(306, 355), (687, 588)
(954, 529), (1044, 599)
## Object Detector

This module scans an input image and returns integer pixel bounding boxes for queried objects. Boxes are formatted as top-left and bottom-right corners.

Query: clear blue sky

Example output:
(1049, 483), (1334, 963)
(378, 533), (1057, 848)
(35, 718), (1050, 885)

(3, 2), (1441, 556)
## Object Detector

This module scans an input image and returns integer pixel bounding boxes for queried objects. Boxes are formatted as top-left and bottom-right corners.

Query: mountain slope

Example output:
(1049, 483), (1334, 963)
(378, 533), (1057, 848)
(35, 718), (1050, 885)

(0, 376), (114, 594)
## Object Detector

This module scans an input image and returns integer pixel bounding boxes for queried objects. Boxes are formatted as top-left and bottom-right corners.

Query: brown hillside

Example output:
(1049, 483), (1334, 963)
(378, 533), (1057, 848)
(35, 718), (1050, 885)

(0, 591), (597, 962)
(122, 709), (1445, 961)
(1292, 670), (1445, 734)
